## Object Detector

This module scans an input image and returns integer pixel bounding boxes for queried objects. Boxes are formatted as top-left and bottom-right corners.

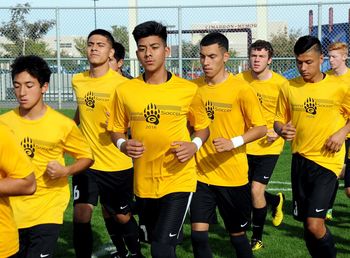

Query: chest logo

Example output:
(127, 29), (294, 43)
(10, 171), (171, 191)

(144, 103), (160, 125)
(21, 137), (35, 158)
(205, 100), (215, 120)
(85, 91), (96, 108)
(304, 97), (317, 115)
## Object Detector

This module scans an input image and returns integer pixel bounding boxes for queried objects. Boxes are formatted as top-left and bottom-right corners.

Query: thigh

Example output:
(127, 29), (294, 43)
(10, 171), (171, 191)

(215, 184), (252, 233)
(248, 155), (279, 184)
(190, 181), (217, 225)
(153, 192), (192, 246)
(19, 224), (61, 258)
(72, 169), (99, 206)
(98, 168), (134, 215)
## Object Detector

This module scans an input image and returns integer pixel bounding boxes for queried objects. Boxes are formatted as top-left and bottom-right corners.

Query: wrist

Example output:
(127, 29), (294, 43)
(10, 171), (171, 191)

(192, 137), (203, 151)
(231, 136), (244, 148)
(116, 138), (126, 150)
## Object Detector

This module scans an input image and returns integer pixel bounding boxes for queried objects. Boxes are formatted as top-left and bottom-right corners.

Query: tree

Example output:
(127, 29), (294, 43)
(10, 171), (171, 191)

(270, 28), (302, 57)
(0, 3), (55, 57)
(74, 37), (87, 58)
(111, 26), (129, 56)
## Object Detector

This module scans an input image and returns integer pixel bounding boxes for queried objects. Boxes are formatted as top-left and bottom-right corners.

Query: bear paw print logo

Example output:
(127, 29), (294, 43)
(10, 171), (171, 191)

(21, 137), (35, 158)
(144, 103), (160, 125)
(205, 100), (215, 120)
(257, 93), (263, 104)
(84, 91), (96, 108)
(304, 97), (317, 115)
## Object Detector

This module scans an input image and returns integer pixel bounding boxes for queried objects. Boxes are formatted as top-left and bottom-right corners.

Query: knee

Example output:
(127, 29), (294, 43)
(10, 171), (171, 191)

(74, 204), (93, 223)
(345, 187), (350, 198)
(191, 230), (209, 244)
(115, 213), (131, 224)
(305, 219), (325, 238)
(151, 241), (175, 258)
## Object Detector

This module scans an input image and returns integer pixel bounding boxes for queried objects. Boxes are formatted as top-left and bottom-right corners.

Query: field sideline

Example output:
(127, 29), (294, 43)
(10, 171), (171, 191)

(1, 108), (349, 257)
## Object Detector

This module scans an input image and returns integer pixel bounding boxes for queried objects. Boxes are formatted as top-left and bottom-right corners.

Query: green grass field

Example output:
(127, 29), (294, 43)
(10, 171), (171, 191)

(2, 108), (350, 257)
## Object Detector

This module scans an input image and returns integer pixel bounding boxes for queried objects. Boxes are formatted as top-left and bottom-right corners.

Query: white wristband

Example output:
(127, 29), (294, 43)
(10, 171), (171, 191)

(231, 136), (244, 148)
(116, 138), (126, 150)
(192, 137), (203, 151)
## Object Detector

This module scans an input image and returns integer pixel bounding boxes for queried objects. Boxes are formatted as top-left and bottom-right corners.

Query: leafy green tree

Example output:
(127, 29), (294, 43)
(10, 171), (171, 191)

(0, 3), (55, 57)
(73, 37), (87, 57)
(111, 25), (129, 56)
(270, 28), (302, 57)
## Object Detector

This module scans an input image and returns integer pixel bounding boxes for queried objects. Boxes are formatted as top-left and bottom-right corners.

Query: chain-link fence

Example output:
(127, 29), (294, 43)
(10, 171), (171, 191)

(1, 2), (350, 108)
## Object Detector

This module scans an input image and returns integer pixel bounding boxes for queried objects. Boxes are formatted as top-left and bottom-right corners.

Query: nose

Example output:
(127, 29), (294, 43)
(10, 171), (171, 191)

(18, 85), (26, 96)
(145, 47), (152, 57)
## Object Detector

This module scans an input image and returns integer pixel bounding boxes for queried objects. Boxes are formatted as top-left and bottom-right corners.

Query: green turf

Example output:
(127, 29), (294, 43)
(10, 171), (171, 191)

(4, 108), (350, 257)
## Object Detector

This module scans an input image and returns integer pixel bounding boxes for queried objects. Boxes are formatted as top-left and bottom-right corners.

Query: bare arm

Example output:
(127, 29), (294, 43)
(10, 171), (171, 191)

(274, 121), (296, 141)
(172, 127), (210, 163)
(46, 158), (94, 180)
(111, 131), (145, 159)
(73, 108), (80, 125)
(0, 172), (36, 197)
(213, 125), (267, 152)
(324, 119), (350, 153)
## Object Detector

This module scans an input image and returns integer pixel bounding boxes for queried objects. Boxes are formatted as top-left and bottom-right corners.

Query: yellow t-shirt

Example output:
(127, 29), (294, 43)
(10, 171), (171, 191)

(236, 71), (287, 155)
(275, 75), (350, 175)
(0, 106), (93, 228)
(327, 69), (350, 138)
(108, 74), (210, 198)
(0, 124), (34, 257)
(194, 73), (266, 187)
(72, 69), (132, 171)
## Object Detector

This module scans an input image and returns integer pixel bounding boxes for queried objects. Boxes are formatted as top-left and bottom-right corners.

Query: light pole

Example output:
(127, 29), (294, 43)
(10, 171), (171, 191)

(93, 0), (99, 29)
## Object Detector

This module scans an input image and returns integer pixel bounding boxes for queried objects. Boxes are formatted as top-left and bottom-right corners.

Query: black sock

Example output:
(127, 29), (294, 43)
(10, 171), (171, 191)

(230, 234), (253, 258)
(252, 206), (267, 241)
(328, 180), (339, 210)
(73, 222), (93, 258)
(304, 228), (317, 257)
(120, 216), (141, 256)
(265, 191), (279, 208)
(104, 217), (128, 256)
(314, 228), (337, 258)
(191, 230), (213, 258)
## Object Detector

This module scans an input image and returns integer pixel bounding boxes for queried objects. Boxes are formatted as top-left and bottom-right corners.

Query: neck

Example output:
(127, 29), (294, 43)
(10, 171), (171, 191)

(19, 102), (47, 120)
(304, 72), (324, 83)
(143, 69), (168, 84)
(333, 66), (348, 76)
(205, 70), (229, 85)
(251, 68), (272, 80)
(89, 63), (110, 78)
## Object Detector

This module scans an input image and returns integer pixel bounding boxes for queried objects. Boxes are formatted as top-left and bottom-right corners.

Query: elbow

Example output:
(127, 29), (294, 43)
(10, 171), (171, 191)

(25, 173), (36, 195)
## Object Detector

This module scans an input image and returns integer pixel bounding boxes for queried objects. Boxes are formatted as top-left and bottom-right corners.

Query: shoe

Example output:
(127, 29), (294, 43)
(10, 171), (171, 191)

(272, 192), (285, 226)
(326, 209), (333, 221)
(251, 239), (264, 251)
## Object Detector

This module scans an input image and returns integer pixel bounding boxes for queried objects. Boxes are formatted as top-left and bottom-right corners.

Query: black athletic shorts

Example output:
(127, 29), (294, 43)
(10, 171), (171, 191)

(190, 181), (251, 234)
(18, 224), (60, 258)
(136, 192), (192, 246)
(248, 154), (279, 184)
(291, 153), (337, 221)
(72, 168), (134, 215)
(344, 139), (350, 187)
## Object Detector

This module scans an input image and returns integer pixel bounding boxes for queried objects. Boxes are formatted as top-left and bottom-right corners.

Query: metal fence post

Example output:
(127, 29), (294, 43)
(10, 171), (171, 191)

(55, 8), (62, 109)
(178, 6), (183, 78)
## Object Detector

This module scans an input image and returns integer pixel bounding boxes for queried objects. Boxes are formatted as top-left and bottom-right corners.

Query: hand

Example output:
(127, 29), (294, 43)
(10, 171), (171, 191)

(171, 141), (197, 163)
(46, 160), (69, 179)
(324, 129), (347, 153)
(266, 129), (279, 143)
(280, 121), (296, 141)
(121, 139), (145, 159)
(213, 137), (234, 152)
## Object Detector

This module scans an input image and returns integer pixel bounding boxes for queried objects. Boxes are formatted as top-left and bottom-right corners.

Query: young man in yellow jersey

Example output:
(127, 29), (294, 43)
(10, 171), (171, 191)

(190, 32), (266, 258)
(72, 29), (143, 258)
(236, 40), (287, 251)
(0, 55), (93, 258)
(0, 125), (36, 258)
(274, 35), (350, 258)
(108, 21), (210, 258)
(325, 42), (350, 220)
(110, 41), (133, 79)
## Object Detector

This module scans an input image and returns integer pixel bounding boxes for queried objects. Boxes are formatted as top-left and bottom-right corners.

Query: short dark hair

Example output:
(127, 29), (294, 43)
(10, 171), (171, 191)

(11, 55), (51, 86)
(87, 29), (115, 46)
(249, 40), (274, 58)
(294, 35), (322, 56)
(200, 32), (229, 52)
(113, 42), (126, 61)
(132, 21), (167, 45)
